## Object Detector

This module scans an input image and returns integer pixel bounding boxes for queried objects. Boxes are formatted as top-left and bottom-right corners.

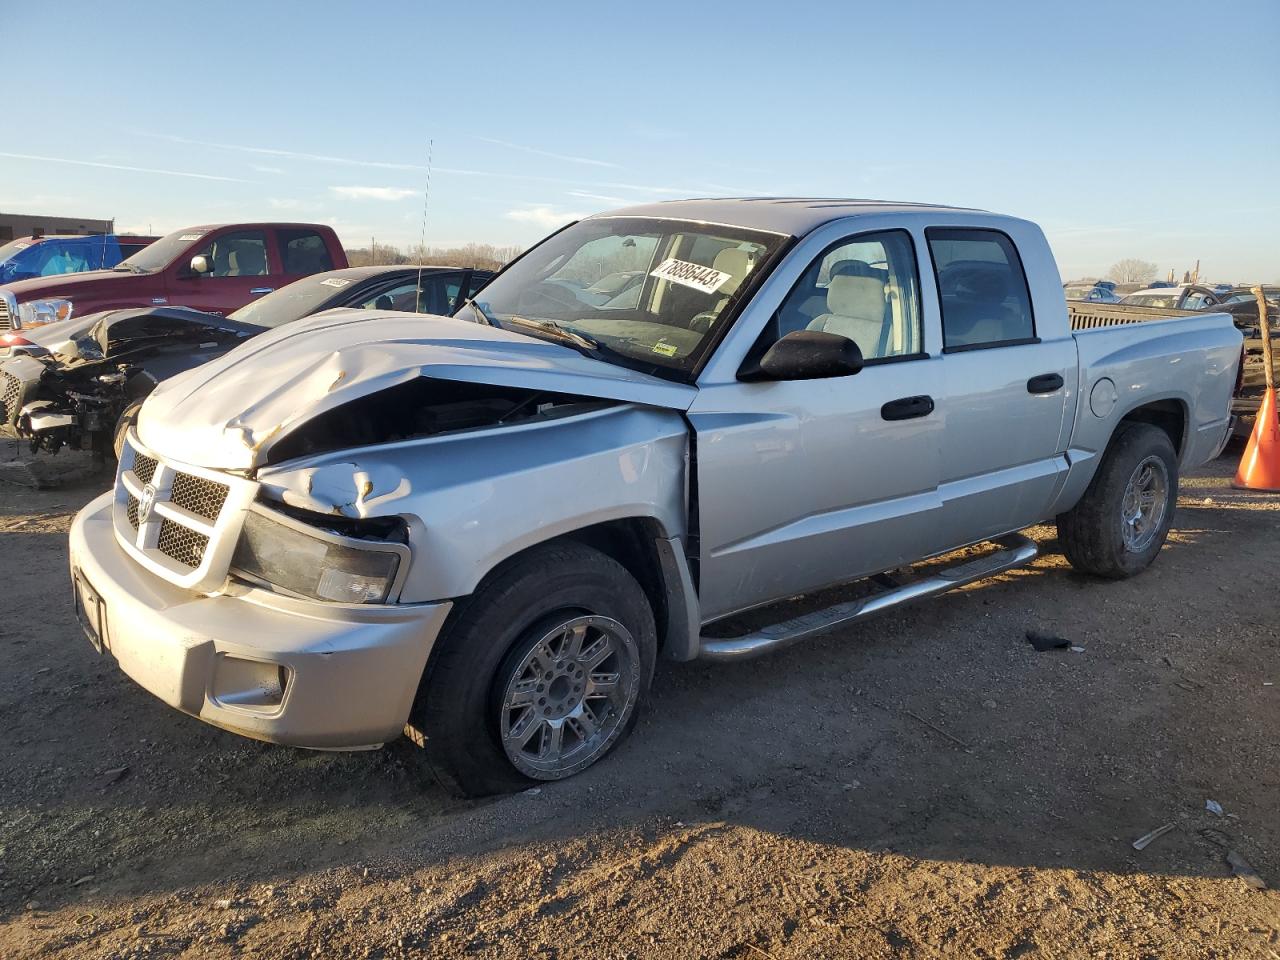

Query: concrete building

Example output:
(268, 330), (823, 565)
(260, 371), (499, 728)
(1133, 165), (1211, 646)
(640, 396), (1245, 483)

(0, 212), (114, 243)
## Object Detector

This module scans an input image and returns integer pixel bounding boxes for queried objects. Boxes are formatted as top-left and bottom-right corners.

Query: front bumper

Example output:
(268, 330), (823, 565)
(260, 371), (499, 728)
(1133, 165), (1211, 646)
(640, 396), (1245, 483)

(69, 491), (451, 749)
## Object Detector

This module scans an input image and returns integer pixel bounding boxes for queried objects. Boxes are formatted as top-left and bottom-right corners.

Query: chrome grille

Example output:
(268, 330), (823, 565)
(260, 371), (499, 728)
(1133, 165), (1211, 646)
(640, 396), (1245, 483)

(0, 294), (11, 332)
(132, 452), (158, 485)
(170, 472), (229, 522)
(113, 431), (258, 590)
(157, 518), (209, 568)
(0, 372), (20, 425)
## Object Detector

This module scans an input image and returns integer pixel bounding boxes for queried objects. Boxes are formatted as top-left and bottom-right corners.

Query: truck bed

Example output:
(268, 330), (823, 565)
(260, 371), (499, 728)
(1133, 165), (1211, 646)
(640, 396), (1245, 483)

(1067, 301), (1202, 330)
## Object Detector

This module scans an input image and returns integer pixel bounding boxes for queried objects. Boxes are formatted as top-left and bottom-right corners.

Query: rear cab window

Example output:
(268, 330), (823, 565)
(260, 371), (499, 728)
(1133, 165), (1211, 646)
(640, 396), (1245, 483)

(926, 228), (1036, 351)
(278, 229), (334, 276)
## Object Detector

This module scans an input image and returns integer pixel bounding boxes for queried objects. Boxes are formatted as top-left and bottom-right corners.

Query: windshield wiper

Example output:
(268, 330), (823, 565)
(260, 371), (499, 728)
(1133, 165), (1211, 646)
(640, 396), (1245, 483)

(504, 315), (599, 351)
(112, 263), (146, 274)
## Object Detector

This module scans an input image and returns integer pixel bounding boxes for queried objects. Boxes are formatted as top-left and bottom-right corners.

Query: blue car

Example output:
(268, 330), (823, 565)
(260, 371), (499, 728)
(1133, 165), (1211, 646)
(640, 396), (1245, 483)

(0, 234), (157, 284)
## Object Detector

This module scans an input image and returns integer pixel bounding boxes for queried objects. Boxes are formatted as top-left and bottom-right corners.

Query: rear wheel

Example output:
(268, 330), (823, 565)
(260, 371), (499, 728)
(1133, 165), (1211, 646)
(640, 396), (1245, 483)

(405, 542), (656, 796)
(1056, 422), (1178, 578)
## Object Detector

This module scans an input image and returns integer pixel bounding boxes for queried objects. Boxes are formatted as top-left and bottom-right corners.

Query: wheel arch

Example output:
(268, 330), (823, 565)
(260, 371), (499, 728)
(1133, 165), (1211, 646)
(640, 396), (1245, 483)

(1114, 395), (1188, 460)
(431, 515), (700, 675)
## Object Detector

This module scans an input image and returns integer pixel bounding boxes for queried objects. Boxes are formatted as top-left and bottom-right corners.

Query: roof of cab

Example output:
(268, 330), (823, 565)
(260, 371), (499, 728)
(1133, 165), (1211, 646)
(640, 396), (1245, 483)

(587, 197), (988, 237)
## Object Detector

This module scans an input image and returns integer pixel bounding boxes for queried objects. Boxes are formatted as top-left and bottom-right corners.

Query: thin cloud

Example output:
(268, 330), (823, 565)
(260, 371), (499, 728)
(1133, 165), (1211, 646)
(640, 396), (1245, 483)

(251, 164), (284, 174)
(0, 151), (253, 183)
(475, 136), (618, 169)
(506, 206), (587, 229)
(567, 189), (633, 205)
(136, 130), (712, 196)
(330, 186), (418, 201)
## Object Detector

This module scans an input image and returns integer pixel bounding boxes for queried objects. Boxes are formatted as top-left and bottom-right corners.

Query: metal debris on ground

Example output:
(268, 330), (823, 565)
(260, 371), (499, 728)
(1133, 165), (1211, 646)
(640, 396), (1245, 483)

(1132, 823), (1176, 850)
(1026, 630), (1070, 652)
(1226, 850), (1267, 890)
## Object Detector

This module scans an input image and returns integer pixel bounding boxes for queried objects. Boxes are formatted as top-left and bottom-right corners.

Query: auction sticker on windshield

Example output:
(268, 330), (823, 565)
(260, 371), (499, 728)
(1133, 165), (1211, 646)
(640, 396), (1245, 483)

(320, 278), (352, 288)
(650, 258), (732, 295)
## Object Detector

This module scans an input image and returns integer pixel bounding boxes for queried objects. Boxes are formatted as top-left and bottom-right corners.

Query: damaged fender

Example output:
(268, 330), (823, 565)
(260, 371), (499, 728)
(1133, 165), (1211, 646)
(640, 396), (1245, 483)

(255, 402), (691, 604)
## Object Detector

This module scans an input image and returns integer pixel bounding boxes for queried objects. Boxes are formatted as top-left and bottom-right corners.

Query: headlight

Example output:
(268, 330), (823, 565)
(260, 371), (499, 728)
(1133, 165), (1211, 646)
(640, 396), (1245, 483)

(231, 509), (405, 604)
(17, 298), (73, 329)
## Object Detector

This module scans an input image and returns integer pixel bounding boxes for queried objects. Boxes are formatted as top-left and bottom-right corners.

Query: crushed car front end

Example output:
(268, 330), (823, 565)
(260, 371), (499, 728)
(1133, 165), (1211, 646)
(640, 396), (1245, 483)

(66, 311), (692, 750)
(69, 429), (454, 748)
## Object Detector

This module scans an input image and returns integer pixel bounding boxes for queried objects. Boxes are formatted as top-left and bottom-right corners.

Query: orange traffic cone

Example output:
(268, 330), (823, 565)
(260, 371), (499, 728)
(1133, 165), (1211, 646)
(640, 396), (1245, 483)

(1234, 385), (1280, 491)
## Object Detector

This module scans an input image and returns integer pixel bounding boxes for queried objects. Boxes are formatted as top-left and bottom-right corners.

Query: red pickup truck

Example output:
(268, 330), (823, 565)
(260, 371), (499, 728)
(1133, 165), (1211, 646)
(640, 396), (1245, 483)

(0, 223), (347, 332)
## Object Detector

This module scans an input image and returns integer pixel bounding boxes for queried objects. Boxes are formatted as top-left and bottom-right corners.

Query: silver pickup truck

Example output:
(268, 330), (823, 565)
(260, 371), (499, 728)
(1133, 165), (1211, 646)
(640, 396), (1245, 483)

(68, 199), (1242, 795)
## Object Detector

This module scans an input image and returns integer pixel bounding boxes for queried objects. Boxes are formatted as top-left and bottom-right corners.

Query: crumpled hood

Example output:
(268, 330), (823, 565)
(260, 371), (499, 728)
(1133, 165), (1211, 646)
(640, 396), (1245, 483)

(136, 309), (696, 470)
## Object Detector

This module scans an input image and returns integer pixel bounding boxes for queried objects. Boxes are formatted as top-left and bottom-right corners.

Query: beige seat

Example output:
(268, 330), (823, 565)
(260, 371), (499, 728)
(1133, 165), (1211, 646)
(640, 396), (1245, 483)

(689, 247), (755, 332)
(227, 241), (267, 277)
(806, 274), (887, 357)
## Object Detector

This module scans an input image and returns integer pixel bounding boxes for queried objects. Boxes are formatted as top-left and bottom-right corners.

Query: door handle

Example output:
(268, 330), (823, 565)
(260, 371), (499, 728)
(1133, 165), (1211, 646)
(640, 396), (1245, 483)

(881, 395), (934, 421)
(250, 287), (274, 295)
(1027, 373), (1064, 394)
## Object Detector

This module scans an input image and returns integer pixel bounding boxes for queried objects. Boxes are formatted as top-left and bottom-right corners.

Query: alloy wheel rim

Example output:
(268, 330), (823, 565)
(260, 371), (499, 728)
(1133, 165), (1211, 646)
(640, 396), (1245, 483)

(499, 614), (639, 779)
(1120, 455), (1169, 552)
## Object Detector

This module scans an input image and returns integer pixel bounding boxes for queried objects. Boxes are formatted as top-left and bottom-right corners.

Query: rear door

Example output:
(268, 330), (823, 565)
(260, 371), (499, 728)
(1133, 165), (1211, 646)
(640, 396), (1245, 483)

(168, 228), (274, 315)
(926, 227), (1073, 541)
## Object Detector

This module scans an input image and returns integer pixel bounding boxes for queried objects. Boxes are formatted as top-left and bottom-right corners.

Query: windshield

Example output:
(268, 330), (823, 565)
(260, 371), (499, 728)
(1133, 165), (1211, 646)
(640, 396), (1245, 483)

(0, 238), (102, 282)
(229, 273), (353, 328)
(117, 227), (210, 273)
(0, 239), (32, 263)
(459, 216), (787, 378)
(1063, 286), (1095, 299)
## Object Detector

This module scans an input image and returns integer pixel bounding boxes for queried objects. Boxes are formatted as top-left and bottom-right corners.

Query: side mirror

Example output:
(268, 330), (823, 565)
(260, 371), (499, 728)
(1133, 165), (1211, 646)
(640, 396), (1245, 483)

(189, 254), (211, 276)
(751, 330), (864, 381)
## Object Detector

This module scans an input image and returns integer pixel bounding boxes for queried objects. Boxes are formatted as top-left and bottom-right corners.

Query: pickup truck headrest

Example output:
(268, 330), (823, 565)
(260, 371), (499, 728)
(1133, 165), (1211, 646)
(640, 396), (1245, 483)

(826, 274), (885, 320)
(711, 248), (754, 297)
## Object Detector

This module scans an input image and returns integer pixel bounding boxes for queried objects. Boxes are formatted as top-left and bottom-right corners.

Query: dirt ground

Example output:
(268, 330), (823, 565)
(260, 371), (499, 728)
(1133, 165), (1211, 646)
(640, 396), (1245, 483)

(0, 446), (1276, 959)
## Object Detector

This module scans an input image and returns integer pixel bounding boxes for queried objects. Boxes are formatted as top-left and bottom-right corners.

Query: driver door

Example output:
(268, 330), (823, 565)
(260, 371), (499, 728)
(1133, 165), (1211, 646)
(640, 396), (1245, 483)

(690, 229), (948, 622)
(168, 228), (275, 315)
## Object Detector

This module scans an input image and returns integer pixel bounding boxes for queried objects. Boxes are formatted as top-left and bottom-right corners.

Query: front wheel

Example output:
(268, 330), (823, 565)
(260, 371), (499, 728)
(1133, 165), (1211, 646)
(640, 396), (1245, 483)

(1056, 422), (1179, 578)
(404, 542), (656, 796)
(112, 400), (145, 461)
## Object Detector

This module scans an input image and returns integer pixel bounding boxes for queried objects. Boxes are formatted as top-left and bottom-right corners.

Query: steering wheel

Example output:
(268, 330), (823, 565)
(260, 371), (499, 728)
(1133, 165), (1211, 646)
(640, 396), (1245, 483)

(520, 282), (583, 314)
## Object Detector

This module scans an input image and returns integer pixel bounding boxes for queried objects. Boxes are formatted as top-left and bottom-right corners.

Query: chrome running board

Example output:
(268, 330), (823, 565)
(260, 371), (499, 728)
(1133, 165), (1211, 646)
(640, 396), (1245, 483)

(698, 533), (1038, 662)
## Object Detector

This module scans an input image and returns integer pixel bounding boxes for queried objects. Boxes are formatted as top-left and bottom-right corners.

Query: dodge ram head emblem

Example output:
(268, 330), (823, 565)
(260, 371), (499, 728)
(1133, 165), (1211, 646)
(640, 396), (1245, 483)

(137, 484), (158, 525)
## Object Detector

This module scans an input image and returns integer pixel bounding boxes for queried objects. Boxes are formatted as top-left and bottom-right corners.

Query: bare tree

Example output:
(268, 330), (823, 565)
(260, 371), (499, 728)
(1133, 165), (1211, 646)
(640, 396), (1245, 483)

(1107, 258), (1159, 284)
(346, 241), (522, 270)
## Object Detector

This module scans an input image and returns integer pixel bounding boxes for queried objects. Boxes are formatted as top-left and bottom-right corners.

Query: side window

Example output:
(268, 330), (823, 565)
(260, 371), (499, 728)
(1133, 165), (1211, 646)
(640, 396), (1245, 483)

(357, 274), (464, 314)
(358, 280), (419, 312)
(196, 230), (269, 278)
(769, 229), (922, 361)
(278, 230), (334, 275)
(926, 228), (1034, 350)
(467, 271), (491, 299)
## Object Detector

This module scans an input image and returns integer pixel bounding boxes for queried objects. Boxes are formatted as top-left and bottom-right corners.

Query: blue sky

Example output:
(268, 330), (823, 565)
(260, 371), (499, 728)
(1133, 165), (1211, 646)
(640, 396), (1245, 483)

(3, 0), (1277, 281)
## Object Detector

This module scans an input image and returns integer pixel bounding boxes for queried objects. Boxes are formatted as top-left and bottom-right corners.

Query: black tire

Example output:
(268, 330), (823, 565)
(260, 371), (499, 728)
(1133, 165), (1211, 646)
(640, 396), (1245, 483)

(112, 401), (144, 461)
(1056, 422), (1179, 578)
(405, 541), (656, 797)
